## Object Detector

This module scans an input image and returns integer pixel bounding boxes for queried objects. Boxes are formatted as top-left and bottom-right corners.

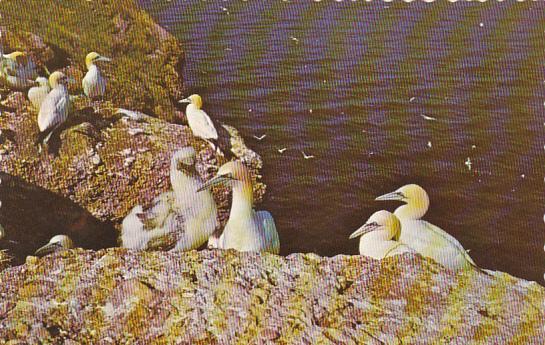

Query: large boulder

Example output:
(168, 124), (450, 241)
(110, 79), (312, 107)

(0, 249), (543, 343)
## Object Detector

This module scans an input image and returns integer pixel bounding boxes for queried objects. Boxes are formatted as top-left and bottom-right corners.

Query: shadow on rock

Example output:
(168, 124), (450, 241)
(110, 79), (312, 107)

(0, 172), (117, 264)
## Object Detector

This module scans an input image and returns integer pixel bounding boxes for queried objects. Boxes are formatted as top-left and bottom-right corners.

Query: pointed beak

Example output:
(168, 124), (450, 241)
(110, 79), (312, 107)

(375, 191), (405, 202)
(178, 98), (191, 104)
(97, 56), (111, 62)
(34, 242), (61, 256)
(349, 223), (381, 239)
(197, 175), (229, 192)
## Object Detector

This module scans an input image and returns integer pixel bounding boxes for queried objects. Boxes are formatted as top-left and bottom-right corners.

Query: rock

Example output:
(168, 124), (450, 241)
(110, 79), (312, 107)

(0, 0), (265, 263)
(0, 250), (543, 343)
(0, 0), (184, 121)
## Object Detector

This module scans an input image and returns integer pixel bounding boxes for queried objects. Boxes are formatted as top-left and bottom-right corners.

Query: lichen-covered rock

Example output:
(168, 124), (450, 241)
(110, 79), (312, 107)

(0, 97), (264, 262)
(0, 0), (184, 121)
(0, 250), (542, 344)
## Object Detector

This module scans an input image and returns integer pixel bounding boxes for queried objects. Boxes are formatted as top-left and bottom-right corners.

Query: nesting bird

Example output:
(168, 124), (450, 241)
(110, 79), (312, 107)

(36, 71), (71, 149)
(0, 51), (38, 89)
(376, 184), (478, 271)
(121, 147), (218, 251)
(198, 161), (280, 254)
(82, 52), (110, 99)
(27, 76), (51, 109)
(349, 210), (414, 260)
(178, 94), (220, 153)
(35, 235), (74, 257)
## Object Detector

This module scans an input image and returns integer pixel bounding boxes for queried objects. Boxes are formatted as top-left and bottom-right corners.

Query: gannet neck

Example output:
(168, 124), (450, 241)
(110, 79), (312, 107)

(86, 61), (97, 71)
(394, 194), (429, 220)
(187, 103), (201, 113)
(230, 181), (254, 218)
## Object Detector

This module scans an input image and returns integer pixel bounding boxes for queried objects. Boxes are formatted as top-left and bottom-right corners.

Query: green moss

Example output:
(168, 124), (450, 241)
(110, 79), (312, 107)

(0, 0), (183, 121)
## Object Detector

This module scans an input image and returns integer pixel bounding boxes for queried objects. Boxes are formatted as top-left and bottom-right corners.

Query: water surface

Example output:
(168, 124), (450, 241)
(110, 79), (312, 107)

(140, 1), (545, 282)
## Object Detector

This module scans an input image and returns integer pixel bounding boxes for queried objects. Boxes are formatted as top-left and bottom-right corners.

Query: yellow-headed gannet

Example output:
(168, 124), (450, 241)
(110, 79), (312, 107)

(198, 161), (280, 254)
(376, 184), (478, 271)
(82, 52), (110, 99)
(27, 76), (51, 109)
(0, 51), (38, 89)
(35, 235), (74, 256)
(36, 71), (71, 148)
(121, 147), (218, 251)
(349, 210), (414, 259)
(178, 94), (220, 152)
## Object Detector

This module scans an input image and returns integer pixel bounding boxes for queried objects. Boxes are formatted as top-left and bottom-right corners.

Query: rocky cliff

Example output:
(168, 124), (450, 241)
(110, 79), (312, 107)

(0, 250), (543, 344)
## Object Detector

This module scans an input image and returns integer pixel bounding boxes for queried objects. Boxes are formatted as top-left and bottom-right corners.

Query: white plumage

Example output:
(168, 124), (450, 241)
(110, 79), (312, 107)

(200, 161), (280, 254)
(121, 147), (218, 251)
(350, 210), (414, 260)
(35, 234), (74, 256)
(82, 52), (110, 99)
(376, 184), (478, 271)
(28, 77), (51, 109)
(179, 94), (219, 151)
(36, 71), (70, 146)
(0, 51), (38, 89)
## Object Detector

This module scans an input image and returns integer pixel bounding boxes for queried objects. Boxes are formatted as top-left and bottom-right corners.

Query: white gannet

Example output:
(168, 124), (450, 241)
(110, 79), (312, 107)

(82, 52), (110, 99)
(36, 71), (71, 149)
(376, 184), (478, 271)
(0, 51), (38, 89)
(198, 161), (280, 254)
(27, 76), (51, 109)
(349, 210), (414, 260)
(35, 235), (74, 256)
(121, 147), (218, 251)
(178, 94), (220, 153)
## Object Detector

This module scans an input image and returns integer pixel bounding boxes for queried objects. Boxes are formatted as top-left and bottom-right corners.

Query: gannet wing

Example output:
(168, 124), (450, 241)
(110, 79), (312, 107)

(194, 109), (218, 140)
(37, 90), (67, 132)
(256, 210), (280, 254)
(422, 221), (478, 269)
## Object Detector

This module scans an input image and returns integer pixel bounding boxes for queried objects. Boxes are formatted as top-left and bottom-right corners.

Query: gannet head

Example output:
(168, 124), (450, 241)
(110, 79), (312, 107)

(35, 76), (49, 87)
(179, 94), (203, 109)
(349, 210), (401, 240)
(48, 71), (70, 88)
(4, 51), (26, 63)
(35, 234), (74, 256)
(171, 147), (197, 173)
(85, 51), (111, 69)
(197, 161), (251, 192)
(375, 184), (430, 220)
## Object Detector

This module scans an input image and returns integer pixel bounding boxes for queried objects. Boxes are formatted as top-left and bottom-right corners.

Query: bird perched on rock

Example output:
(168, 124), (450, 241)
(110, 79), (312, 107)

(36, 71), (71, 150)
(349, 210), (414, 259)
(35, 235), (74, 256)
(199, 161), (280, 254)
(82, 52), (110, 99)
(27, 76), (50, 109)
(178, 94), (220, 153)
(376, 184), (478, 271)
(121, 147), (218, 251)
(0, 51), (38, 89)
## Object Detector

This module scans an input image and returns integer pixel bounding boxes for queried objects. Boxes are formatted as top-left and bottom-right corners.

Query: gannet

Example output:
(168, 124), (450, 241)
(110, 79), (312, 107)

(35, 235), (74, 256)
(0, 51), (38, 89)
(121, 147), (218, 251)
(82, 52), (110, 99)
(178, 94), (220, 152)
(36, 71), (71, 148)
(198, 161), (280, 254)
(376, 184), (478, 271)
(349, 210), (414, 259)
(27, 76), (51, 109)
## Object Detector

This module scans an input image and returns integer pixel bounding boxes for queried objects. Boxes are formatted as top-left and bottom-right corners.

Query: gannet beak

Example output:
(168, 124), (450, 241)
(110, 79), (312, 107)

(178, 98), (191, 104)
(34, 242), (61, 256)
(375, 191), (405, 202)
(97, 56), (111, 62)
(197, 175), (229, 192)
(349, 223), (381, 239)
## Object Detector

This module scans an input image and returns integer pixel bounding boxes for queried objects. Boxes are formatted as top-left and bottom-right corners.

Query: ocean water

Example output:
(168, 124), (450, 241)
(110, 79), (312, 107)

(139, 1), (545, 283)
